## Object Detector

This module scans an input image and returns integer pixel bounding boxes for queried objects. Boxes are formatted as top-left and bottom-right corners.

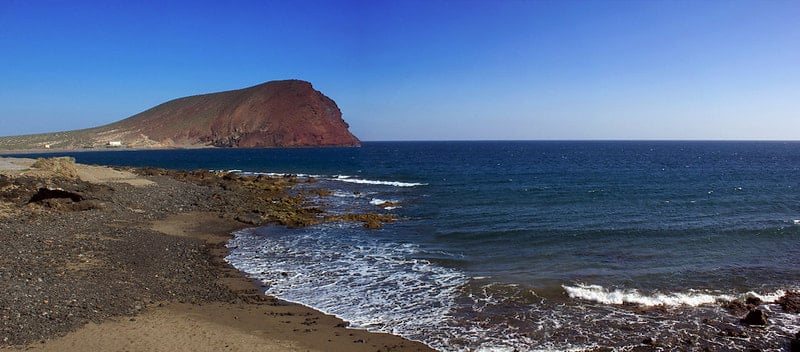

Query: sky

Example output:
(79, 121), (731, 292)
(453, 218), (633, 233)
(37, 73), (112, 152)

(0, 0), (798, 141)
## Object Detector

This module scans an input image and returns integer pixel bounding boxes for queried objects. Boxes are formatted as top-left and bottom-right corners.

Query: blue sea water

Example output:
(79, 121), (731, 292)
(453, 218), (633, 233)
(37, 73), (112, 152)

(10, 141), (800, 350)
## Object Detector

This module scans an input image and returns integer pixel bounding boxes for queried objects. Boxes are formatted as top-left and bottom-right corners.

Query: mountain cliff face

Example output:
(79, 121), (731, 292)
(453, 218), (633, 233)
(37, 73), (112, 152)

(0, 80), (361, 150)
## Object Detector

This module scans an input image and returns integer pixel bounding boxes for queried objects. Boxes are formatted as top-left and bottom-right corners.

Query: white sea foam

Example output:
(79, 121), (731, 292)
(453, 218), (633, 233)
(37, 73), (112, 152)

(333, 175), (426, 187)
(221, 170), (324, 179)
(370, 198), (388, 205)
(370, 198), (401, 209)
(745, 290), (787, 303)
(563, 284), (734, 306)
(331, 190), (364, 198)
(226, 225), (466, 344)
(217, 170), (424, 187)
(249, 171), (322, 178)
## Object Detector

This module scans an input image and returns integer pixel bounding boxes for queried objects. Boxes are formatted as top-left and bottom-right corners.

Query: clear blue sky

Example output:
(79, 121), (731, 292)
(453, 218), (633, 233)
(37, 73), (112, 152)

(1, 0), (798, 140)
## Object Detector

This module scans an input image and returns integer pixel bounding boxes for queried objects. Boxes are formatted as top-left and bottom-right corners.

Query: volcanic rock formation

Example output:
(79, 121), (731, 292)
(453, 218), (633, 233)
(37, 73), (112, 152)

(0, 80), (360, 149)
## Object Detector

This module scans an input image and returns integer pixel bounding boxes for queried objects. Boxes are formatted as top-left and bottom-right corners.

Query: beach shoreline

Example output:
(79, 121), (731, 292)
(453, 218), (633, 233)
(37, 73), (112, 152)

(6, 152), (798, 351)
(0, 157), (433, 352)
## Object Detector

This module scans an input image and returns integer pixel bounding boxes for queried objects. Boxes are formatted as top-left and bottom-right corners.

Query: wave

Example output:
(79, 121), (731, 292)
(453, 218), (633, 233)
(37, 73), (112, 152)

(242, 171), (323, 178)
(226, 225), (465, 345)
(331, 190), (365, 198)
(333, 175), (426, 187)
(563, 284), (736, 306)
(219, 170), (426, 188)
(370, 198), (401, 210)
(215, 170), (325, 179)
(563, 284), (797, 308)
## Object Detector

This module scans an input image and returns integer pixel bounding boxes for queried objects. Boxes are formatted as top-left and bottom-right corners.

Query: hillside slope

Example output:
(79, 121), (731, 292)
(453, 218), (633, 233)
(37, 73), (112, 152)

(0, 80), (360, 150)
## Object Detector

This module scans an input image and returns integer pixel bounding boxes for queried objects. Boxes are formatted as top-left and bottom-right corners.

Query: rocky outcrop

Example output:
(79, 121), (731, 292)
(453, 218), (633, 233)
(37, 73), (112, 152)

(723, 296), (763, 316)
(778, 291), (800, 313)
(31, 157), (78, 179)
(325, 213), (397, 229)
(741, 309), (768, 326)
(0, 80), (360, 150)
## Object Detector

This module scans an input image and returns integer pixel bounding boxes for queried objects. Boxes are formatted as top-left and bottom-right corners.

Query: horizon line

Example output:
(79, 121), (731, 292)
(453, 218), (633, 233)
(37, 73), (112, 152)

(358, 138), (800, 143)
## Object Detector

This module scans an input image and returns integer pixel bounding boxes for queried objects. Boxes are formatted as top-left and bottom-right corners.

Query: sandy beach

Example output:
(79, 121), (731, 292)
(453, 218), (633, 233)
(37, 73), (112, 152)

(0, 157), (433, 352)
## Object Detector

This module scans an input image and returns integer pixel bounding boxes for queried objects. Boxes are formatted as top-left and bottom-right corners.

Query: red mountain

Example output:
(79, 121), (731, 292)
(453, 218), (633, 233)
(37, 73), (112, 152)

(0, 80), (361, 150)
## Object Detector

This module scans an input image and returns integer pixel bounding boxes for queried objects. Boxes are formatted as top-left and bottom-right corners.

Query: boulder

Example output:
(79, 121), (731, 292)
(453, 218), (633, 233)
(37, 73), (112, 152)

(741, 309), (768, 326)
(746, 296), (763, 306)
(0, 175), (12, 189)
(791, 330), (800, 352)
(723, 300), (750, 316)
(778, 291), (800, 313)
(235, 212), (264, 226)
(363, 218), (383, 229)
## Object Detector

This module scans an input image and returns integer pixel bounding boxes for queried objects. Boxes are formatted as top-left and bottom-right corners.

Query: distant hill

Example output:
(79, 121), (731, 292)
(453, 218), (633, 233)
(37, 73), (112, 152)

(0, 80), (361, 150)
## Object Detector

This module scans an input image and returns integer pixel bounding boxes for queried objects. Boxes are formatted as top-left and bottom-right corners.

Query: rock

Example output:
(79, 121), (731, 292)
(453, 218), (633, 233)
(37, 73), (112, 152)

(723, 300), (750, 316)
(363, 219), (383, 229)
(235, 212), (263, 225)
(791, 330), (800, 352)
(745, 296), (762, 306)
(28, 187), (85, 203)
(0, 175), (12, 188)
(741, 309), (768, 326)
(374, 200), (400, 209)
(724, 297), (762, 316)
(324, 213), (397, 230)
(306, 188), (332, 197)
(778, 291), (800, 313)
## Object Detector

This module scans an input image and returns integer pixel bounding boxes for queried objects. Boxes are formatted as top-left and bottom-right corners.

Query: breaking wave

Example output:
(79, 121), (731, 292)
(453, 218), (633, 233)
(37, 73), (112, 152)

(221, 170), (426, 188)
(563, 284), (735, 306)
(370, 198), (401, 209)
(563, 284), (796, 308)
(333, 175), (427, 187)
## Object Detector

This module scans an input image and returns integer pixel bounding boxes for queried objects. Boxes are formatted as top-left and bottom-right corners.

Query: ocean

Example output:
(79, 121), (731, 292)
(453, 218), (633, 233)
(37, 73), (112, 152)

(10, 141), (800, 351)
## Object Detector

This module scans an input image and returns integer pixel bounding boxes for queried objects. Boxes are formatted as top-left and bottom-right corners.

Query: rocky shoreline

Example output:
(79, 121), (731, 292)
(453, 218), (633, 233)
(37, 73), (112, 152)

(0, 157), (430, 351)
(3, 156), (800, 351)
